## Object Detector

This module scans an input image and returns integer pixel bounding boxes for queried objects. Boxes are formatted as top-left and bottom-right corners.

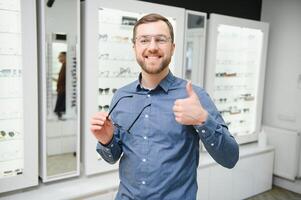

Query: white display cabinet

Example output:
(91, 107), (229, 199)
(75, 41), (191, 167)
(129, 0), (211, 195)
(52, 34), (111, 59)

(82, 0), (185, 175)
(197, 144), (274, 200)
(0, 0), (38, 193)
(183, 10), (207, 87)
(205, 14), (269, 144)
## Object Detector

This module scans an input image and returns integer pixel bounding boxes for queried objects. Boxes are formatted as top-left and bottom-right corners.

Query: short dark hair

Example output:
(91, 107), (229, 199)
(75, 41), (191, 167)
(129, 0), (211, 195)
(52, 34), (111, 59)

(60, 51), (66, 56)
(132, 13), (174, 43)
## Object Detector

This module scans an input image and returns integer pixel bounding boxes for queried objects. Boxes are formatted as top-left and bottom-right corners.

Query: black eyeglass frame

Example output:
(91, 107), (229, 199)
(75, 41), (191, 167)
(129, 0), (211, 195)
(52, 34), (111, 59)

(107, 95), (151, 134)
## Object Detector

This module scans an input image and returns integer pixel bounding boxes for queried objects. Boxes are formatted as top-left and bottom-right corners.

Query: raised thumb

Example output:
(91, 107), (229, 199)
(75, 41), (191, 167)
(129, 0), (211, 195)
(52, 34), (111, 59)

(186, 81), (196, 97)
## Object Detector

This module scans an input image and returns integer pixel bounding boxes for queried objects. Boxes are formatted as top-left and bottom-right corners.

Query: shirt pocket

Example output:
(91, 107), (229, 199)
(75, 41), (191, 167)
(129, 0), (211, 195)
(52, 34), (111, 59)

(153, 111), (190, 144)
(113, 110), (140, 146)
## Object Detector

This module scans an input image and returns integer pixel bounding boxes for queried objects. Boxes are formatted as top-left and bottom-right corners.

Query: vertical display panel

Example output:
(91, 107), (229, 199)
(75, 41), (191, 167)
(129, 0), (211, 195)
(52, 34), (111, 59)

(214, 25), (263, 137)
(0, 0), (23, 179)
(83, 0), (185, 175)
(0, 0), (38, 193)
(205, 14), (269, 144)
(183, 10), (207, 87)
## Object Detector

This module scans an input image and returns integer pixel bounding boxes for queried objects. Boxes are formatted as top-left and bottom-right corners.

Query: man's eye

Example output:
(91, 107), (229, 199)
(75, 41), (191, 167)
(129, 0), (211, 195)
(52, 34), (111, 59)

(139, 39), (150, 43)
(156, 38), (166, 43)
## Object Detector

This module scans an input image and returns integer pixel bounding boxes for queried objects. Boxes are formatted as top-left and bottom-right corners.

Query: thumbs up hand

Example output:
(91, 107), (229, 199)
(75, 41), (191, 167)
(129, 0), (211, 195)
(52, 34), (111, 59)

(172, 81), (208, 125)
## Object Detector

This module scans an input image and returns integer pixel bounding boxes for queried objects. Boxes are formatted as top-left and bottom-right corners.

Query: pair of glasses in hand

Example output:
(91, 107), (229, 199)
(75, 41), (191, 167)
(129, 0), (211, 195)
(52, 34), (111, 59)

(106, 95), (151, 134)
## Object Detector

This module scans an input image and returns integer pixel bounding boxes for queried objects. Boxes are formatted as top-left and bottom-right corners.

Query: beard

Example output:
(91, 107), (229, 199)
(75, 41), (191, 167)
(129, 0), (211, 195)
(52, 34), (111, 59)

(136, 55), (172, 75)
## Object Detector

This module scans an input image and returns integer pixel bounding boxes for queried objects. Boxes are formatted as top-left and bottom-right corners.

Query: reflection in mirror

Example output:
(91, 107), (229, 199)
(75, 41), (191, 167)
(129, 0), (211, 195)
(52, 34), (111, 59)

(43, 0), (79, 181)
(52, 34), (67, 119)
(184, 11), (206, 86)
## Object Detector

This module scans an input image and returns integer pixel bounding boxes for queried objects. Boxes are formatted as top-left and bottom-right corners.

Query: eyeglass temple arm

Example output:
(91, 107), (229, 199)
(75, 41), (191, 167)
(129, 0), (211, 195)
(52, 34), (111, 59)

(127, 103), (151, 133)
(107, 95), (134, 119)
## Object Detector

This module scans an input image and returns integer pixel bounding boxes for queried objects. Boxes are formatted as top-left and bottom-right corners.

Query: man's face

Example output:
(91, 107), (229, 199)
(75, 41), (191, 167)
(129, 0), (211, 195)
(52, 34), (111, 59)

(133, 21), (175, 75)
(58, 53), (66, 64)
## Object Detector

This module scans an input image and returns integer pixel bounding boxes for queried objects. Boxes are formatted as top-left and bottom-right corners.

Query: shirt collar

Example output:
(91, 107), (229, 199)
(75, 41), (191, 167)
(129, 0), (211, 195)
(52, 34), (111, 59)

(135, 70), (175, 93)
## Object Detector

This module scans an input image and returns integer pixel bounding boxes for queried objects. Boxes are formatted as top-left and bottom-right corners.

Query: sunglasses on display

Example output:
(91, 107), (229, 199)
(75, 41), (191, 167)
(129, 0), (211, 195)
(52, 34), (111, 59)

(98, 87), (117, 95)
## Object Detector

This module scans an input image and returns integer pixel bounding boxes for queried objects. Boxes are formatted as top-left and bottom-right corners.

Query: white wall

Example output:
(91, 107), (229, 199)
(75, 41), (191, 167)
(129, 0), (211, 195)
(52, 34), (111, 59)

(46, 0), (77, 38)
(261, 0), (301, 130)
(261, 0), (301, 193)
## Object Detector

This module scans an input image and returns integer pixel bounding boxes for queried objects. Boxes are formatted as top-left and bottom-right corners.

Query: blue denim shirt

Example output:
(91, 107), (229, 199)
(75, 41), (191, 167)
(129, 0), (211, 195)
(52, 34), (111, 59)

(96, 72), (239, 200)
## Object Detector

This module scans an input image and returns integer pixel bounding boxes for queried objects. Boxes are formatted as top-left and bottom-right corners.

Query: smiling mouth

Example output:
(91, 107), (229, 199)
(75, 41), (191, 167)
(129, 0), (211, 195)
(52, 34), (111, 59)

(145, 55), (162, 59)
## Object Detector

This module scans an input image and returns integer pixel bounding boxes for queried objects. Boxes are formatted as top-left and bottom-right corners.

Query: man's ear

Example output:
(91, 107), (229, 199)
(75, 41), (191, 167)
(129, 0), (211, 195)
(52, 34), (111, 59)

(171, 43), (175, 55)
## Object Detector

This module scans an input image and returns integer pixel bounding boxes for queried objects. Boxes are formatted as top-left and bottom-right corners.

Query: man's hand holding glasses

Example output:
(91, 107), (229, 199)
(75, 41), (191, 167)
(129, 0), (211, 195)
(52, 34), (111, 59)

(90, 95), (133, 145)
(91, 94), (152, 145)
(90, 112), (115, 145)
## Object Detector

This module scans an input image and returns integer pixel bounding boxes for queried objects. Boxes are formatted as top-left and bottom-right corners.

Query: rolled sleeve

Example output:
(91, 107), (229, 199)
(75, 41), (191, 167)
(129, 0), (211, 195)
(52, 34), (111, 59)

(96, 134), (122, 164)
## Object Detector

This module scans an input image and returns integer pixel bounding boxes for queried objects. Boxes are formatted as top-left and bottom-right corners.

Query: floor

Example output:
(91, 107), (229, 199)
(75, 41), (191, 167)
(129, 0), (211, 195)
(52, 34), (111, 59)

(247, 186), (301, 200)
(47, 152), (77, 176)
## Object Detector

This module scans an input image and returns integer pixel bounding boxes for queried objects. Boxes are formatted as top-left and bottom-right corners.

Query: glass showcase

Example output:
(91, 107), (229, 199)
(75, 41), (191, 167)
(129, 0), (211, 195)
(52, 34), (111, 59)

(205, 14), (269, 144)
(0, 0), (24, 179)
(213, 24), (263, 138)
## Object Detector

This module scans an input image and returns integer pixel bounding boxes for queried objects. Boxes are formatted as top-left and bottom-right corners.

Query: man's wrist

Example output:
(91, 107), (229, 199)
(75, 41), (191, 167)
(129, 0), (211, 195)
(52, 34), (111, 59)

(196, 110), (208, 125)
(98, 135), (114, 147)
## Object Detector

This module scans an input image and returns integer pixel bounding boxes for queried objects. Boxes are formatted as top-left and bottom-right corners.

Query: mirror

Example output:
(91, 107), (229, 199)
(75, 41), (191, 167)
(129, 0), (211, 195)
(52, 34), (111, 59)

(184, 11), (206, 86)
(41, 0), (80, 181)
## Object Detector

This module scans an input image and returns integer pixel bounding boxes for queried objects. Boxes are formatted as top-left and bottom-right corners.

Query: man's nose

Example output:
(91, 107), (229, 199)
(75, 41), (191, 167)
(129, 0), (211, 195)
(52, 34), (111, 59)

(148, 38), (159, 50)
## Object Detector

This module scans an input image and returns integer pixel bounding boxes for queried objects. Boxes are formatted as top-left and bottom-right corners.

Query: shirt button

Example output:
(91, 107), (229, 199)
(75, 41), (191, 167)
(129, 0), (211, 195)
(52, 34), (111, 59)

(145, 114), (149, 118)
(111, 144), (114, 147)
(108, 155), (112, 157)
(143, 136), (147, 140)
(202, 130), (206, 133)
(147, 94), (151, 98)
(211, 143), (214, 146)
(142, 181), (146, 185)
(142, 158), (146, 162)
(196, 129), (199, 133)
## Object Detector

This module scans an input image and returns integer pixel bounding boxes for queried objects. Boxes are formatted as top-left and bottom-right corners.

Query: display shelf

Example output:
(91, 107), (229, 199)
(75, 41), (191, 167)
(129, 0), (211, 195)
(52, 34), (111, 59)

(205, 14), (269, 144)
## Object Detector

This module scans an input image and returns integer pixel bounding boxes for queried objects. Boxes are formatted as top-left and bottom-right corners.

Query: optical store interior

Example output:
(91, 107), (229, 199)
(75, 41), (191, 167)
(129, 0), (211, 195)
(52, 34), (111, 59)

(1, 0), (301, 199)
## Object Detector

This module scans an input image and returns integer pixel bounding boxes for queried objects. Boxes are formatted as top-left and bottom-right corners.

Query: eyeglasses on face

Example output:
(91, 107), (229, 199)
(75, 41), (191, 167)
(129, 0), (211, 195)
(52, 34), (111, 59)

(134, 34), (171, 46)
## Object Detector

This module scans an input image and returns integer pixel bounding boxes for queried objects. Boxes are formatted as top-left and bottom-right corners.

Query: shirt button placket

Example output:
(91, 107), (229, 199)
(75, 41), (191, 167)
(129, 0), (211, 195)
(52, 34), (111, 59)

(141, 93), (151, 185)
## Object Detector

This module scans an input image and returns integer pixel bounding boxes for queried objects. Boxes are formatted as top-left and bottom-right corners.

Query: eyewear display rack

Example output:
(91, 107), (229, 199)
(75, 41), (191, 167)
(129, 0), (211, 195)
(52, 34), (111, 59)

(0, 0), (38, 193)
(205, 14), (269, 144)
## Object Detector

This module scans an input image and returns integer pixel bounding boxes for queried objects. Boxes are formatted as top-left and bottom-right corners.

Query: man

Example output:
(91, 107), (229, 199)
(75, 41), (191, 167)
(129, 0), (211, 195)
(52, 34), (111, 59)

(54, 51), (66, 119)
(90, 13), (239, 200)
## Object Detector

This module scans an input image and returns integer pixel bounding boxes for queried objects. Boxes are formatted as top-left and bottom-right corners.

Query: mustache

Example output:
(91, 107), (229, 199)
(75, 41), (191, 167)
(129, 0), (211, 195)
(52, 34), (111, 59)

(142, 49), (162, 56)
